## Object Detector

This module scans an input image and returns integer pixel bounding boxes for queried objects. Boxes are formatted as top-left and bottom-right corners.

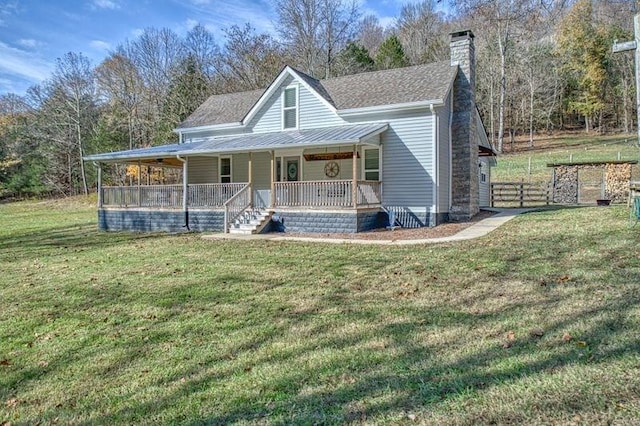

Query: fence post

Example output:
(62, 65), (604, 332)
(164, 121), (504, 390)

(519, 182), (524, 207)
(490, 183), (494, 207)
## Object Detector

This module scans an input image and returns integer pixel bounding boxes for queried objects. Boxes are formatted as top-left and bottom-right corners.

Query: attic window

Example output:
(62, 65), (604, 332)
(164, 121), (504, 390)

(282, 87), (298, 129)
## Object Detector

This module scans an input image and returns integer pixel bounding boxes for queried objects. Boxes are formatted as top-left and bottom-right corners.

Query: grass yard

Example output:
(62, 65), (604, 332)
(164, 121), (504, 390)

(492, 133), (640, 183)
(1, 198), (639, 424)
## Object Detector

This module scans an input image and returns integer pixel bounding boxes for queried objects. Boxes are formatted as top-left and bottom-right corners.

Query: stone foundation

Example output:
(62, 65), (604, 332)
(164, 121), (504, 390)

(268, 209), (386, 233)
(98, 209), (224, 232)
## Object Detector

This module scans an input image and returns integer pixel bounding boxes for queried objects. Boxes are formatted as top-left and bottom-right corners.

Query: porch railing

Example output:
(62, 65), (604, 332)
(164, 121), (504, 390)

(101, 180), (382, 210)
(101, 183), (246, 208)
(274, 180), (381, 208)
(356, 180), (382, 206)
(224, 184), (251, 233)
(188, 183), (245, 207)
(101, 184), (183, 208)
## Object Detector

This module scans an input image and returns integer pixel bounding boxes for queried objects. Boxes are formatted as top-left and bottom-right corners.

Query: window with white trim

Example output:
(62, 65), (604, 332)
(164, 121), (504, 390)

(282, 87), (298, 129)
(220, 157), (232, 183)
(363, 148), (380, 181)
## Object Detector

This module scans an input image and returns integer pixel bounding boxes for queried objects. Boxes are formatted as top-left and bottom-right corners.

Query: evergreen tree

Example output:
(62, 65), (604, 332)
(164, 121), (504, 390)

(557, 0), (608, 132)
(375, 35), (408, 70)
(336, 42), (374, 75)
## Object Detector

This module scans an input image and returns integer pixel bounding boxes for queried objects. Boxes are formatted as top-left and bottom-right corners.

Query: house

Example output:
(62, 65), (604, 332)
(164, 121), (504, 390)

(84, 30), (496, 234)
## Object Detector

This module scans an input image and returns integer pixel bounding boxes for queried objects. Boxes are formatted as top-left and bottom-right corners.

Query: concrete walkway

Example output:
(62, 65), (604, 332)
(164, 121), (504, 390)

(202, 208), (535, 245)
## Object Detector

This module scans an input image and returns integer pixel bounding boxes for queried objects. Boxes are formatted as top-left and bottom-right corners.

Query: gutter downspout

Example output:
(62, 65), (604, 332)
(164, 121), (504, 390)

(176, 155), (189, 230)
(430, 103), (439, 226)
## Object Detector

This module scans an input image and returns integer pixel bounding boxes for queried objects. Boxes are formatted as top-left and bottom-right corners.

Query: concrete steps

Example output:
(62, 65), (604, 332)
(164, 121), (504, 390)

(228, 209), (273, 234)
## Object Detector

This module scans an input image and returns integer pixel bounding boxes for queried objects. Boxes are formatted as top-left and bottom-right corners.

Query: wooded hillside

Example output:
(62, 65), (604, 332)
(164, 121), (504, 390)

(0, 0), (636, 198)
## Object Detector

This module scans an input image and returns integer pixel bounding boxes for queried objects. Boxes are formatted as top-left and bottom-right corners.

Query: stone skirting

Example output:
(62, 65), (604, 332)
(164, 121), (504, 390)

(268, 209), (387, 233)
(98, 208), (448, 234)
(98, 209), (224, 232)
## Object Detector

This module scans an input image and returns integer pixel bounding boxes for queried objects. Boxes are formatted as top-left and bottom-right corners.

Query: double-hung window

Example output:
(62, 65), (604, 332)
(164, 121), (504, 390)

(363, 148), (380, 181)
(282, 87), (298, 129)
(220, 157), (232, 183)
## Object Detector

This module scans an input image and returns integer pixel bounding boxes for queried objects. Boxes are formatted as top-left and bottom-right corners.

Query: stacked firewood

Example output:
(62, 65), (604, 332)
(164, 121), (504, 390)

(553, 165), (578, 204)
(605, 163), (633, 202)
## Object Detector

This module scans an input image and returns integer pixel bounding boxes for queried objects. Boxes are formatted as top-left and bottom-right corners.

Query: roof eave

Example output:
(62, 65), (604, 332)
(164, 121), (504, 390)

(84, 153), (183, 163)
(338, 100), (444, 117)
(174, 122), (244, 134)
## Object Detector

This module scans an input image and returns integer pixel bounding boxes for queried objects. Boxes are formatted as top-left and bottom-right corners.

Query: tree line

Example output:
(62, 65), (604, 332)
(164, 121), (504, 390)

(0, 0), (636, 198)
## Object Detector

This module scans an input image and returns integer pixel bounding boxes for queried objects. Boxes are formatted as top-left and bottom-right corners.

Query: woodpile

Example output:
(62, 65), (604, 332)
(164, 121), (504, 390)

(549, 161), (636, 204)
(553, 165), (578, 204)
(605, 163), (633, 203)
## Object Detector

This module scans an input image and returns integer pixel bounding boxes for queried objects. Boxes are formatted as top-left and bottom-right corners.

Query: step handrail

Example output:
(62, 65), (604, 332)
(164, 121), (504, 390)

(223, 184), (251, 233)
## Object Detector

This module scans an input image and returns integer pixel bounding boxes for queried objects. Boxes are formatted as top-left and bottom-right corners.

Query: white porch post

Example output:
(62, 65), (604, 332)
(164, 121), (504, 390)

(352, 145), (358, 208)
(248, 152), (253, 207)
(137, 160), (142, 207)
(270, 150), (275, 208)
(182, 158), (188, 212)
(96, 163), (102, 208)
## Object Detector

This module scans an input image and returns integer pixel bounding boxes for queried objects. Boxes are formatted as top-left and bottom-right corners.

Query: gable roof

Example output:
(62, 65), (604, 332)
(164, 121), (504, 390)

(177, 61), (456, 130)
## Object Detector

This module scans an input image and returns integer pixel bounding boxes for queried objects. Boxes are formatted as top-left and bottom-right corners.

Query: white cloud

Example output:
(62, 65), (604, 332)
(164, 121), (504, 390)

(17, 39), (40, 48)
(90, 40), (111, 51)
(131, 28), (144, 38)
(185, 18), (198, 30)
(92, 0), (120, 10)
(0, 41), (51, 85)
(180, 0), (276, 38)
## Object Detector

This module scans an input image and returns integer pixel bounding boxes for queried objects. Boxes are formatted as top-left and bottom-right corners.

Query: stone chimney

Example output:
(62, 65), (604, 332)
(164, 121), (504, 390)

(449, 29), (479, 221)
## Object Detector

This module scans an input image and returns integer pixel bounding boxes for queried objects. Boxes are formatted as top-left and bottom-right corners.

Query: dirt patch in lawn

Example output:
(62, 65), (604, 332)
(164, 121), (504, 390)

(284, 210), (496, 240)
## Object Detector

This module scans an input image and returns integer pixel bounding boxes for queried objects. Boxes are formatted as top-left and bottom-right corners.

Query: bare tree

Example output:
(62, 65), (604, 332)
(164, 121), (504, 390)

(396, 0), (448, 65)
(49, 52), (97, 195)
(127, 28), (185, 111)
(185, 24), (221, 81)
(95, 53), (145, 150)
(274, 0), (360, 78)
(217, 24), (287, 92)
(456, 0), (541, 153)
(358, 14), (386, 57)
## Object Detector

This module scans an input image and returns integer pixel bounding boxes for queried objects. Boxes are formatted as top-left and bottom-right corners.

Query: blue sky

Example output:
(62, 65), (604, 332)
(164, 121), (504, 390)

(0, 0), (409, 96)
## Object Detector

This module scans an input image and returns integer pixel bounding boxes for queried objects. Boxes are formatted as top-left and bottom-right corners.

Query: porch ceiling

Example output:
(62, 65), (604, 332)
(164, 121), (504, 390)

(84, 123), (388, 164)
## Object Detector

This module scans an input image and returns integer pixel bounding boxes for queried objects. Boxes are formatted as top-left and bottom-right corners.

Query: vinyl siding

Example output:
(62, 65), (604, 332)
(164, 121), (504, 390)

(248, 75), (292, 133)
(438, 92), (452, 213)
(251, 151), (272, 190)
(232, 153), (249, 182)
(187, 156), (217, 183)
(479, 158), (491, 207)
(302, 145), (357, 181)
(182, 128), (247, 143)
(345, 109), (435, 226)
(298, 83), (344, 129)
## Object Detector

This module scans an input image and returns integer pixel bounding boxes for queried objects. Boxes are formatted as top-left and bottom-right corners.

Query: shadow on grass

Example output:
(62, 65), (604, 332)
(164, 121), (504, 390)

(3, 208), (639, 424)
(0, 222), (165, 262)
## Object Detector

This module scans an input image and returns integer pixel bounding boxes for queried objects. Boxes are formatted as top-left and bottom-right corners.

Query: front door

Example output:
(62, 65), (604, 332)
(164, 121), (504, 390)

(283, 157), (300, 205)
(285, 158), (299, 182)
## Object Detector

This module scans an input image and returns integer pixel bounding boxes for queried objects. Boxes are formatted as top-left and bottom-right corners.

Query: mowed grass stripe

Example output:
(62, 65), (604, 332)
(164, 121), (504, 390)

(0, 198), (638, 424)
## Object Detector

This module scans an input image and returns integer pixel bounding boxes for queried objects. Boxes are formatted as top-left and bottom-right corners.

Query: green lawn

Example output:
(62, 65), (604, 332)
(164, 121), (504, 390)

(493, 134), (640, 183)
(1, 199), (639, 424)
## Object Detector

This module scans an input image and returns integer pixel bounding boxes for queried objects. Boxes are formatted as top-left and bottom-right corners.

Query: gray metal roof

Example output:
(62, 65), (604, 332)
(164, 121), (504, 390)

(177, 62), (456, 128)
(84, 123), (388, 163)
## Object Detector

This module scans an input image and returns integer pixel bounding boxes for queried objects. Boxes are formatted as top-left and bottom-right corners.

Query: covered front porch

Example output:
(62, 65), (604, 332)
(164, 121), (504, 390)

(86, 124), (388, 233)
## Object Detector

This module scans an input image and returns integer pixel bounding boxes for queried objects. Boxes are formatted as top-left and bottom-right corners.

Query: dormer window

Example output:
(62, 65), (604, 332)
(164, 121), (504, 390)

(282, 86), (298, 129)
